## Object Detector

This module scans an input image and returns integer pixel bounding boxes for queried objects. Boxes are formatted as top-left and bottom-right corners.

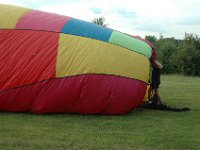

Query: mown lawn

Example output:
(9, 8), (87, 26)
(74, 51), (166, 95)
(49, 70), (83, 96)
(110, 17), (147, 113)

(0, 75), (200, 150)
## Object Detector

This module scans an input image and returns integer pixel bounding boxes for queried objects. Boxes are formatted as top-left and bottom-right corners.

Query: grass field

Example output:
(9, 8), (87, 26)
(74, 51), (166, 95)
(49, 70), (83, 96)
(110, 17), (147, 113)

(0, 75), (200, 150)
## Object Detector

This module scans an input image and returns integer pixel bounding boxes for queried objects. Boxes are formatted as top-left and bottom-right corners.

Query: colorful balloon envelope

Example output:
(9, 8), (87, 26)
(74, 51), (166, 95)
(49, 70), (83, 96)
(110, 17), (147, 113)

(0, 4), (152, 114)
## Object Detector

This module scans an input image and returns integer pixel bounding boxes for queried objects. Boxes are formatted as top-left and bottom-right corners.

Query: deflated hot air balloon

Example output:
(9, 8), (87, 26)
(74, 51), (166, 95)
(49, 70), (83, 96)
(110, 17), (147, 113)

(0, 4), (152, 114)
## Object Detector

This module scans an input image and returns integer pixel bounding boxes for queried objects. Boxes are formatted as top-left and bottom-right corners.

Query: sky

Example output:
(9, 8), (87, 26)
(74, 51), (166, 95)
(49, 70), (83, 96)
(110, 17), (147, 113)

(1, 0), (200, 39)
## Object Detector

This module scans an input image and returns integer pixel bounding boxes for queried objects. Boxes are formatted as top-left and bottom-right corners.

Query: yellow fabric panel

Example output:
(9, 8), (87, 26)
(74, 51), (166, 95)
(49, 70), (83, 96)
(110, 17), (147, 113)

(143, 85), (150, 102)
(57, 34), (150, 83)
(0, 4), (30, 29)
(143, 84), (155, 102)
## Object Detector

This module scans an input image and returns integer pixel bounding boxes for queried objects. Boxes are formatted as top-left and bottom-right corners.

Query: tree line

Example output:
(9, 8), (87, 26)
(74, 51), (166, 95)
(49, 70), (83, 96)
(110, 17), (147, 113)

(145, 34), (200, 76)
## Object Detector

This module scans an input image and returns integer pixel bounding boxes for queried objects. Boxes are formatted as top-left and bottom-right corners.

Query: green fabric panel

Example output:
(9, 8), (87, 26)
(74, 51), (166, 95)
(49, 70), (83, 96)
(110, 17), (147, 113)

(109, 31), (152, 59)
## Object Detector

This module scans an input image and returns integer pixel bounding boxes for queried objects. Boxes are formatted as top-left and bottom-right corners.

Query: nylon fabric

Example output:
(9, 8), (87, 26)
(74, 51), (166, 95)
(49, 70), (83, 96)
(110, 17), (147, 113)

(109, 31), (152, 59)
(0, 4), (30, 29)
(0, 30), (59, 90)
(16, 10), (71, 32)
(0, 4), (153, 115)
(61, 18), (113, 42)
(0, 4), (152, 61)
(0, 75), (147, 114)
(57, 33), (150, 83)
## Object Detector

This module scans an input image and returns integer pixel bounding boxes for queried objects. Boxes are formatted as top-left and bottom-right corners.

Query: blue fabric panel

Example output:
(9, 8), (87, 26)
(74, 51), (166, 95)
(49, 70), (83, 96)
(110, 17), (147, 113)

(61, 18), (113, 42)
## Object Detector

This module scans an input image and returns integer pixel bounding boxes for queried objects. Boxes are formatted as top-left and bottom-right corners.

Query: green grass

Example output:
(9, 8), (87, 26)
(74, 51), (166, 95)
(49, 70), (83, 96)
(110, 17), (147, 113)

(0, 75), (200, 150)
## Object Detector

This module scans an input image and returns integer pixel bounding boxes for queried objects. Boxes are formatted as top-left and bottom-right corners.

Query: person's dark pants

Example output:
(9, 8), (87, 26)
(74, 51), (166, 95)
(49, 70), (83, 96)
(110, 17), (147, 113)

(151, 68), (161, 103)
(152, 68), (161, 89)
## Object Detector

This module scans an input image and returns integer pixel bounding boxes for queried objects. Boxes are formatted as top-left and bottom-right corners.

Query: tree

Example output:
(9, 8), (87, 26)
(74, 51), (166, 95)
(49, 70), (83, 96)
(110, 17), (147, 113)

(144, 33), (200, 76)
(175, 33), (200, 76)
(92, 17), (108, 27)
(155, 38), (179, 74)
(145, 35), (157, 46)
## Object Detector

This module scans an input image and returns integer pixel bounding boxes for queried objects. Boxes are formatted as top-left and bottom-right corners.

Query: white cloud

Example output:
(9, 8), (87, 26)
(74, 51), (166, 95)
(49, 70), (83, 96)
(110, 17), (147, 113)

(0, 0), (200, 39)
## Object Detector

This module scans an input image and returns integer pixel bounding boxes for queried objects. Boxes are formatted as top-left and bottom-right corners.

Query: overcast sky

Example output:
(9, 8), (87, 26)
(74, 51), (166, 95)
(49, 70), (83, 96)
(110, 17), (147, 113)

(1, 0), (200, 39)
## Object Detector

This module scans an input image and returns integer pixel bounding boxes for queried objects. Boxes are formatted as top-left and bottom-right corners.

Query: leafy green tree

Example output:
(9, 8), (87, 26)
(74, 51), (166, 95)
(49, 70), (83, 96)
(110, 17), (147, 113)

(155, 38), (179, 74)
(175, 33), (200, 76)
(92, 17), (108, 27)
(145, 33), (200, 76)
(145, 35), (157, 46)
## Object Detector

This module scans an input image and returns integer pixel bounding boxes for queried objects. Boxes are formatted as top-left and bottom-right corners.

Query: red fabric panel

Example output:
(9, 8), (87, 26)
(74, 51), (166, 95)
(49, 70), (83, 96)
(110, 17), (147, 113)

(0, 75), (147, 115)
(16, 10), (71, 32)
(0, 30), (58, 90)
